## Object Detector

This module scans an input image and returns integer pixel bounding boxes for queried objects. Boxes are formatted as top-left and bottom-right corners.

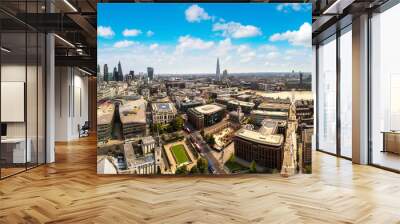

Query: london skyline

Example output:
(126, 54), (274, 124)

(98, 3), (312, 74)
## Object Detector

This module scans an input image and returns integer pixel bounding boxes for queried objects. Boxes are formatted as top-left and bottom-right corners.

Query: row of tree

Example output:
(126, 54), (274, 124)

(175, 157), (208, 174)
(151, 115), (184, 134)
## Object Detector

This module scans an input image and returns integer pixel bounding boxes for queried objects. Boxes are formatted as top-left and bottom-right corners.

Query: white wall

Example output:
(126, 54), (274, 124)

(55, 67), (89, 141)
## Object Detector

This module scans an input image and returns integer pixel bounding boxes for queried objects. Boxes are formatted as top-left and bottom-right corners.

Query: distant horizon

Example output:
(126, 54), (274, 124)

(99, 66), (312, 76)
(98, 3), (312, 74)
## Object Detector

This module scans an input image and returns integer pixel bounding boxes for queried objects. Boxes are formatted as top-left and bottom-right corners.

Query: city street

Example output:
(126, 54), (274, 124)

(190, 132), (227, 174)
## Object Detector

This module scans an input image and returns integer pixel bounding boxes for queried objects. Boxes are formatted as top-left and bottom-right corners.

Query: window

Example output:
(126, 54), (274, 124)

(317, 35), (337, 154)
(339, 27), (352, 158)
(370, 3), (400, 171)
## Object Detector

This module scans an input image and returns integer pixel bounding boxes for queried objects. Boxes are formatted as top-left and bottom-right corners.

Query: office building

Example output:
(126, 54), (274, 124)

(113, 67), (118, 81)
(147, 67), (154, 80)
(222, 69), (228, 80)
(118, 61), (124, 81)
(187, 104), (226, 130)
(175, 97), (204, 112)
(251, 110), (288, 126)
(216, 58), (221, 82)
(227, 100), (255, 114)
(151, 103), (177, 125)
(104, 64), (109, 81)
(119, 99), (147, 139)
(165, 80), (185, 89)
(258, 102), (290, 112)
(234, 128), (284, 170)
(97, 102), (115, 142)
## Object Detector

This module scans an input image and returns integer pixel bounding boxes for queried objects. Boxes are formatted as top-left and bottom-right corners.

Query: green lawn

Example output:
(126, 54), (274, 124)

(171, 144), (189, 165)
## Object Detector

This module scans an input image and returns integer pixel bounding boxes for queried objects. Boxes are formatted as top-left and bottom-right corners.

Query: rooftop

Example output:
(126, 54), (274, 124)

(258, 102), (290, 110)
(97, 102), (115, 125)
(195, 104), (224, 115)
(97, 156), (117, 174)
(119, 99), (147, 124)
(251, 110), (288, 117)
(259, 120), (278, 135)
(235, 128), (284, 146)
(124, 143), (155, 168)
(228, 100), (255, 107)
(152, 103), (176, 113)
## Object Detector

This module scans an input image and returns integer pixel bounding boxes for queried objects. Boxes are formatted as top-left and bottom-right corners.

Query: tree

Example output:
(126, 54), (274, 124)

(175, 165), (189, 175)
(189, 166), (199, 174)
(247, 117), (254, 125)
(196, 157), (208, 174)
(172, 115), (184, 131)
(249, 160), (257, 173)
(209, 135), (216, 145)
(229, 154), (236, 163)
(200, 129), (205, 137)
(205, 134), (215, 145)
(165, 124), (173, 133)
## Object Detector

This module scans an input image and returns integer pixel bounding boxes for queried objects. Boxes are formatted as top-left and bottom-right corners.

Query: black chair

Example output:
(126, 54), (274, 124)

(79, 121), (90, 138)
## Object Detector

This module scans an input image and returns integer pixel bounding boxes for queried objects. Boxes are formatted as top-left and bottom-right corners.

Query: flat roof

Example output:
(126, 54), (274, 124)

(237, 94), (252, 98)
(119, 99), (147, 124)
(228, 100), (255, 107)
(195, 104), (224, 115)
(258, 102), (290, 110)
(152, 102), (176, 112)
(97, 102), (115, 125)
(235, 128), (284, 146)
(251, 110), (288, 117)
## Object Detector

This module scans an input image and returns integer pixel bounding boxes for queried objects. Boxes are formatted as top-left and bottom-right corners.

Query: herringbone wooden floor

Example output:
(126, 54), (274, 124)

(1, 135), (400, 224)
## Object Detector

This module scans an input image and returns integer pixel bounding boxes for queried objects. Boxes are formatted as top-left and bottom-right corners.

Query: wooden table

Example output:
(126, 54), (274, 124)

(382, 131), (400, 154)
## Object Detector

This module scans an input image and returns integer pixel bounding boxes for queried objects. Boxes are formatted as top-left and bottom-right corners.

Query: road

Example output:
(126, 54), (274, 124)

(190, 132), (227, 174)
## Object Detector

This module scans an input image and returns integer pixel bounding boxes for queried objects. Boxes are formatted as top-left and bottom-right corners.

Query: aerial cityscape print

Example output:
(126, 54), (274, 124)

(97, 3), (313, 175)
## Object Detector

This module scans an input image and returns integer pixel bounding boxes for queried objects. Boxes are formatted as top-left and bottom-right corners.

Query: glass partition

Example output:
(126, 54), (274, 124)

(317, 35), (337, 154)
(0, 30), (28, 177)
(0, 1), (46, 179)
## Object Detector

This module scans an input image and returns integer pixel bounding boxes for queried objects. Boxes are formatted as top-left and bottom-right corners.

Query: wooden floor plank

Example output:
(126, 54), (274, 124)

(0, 135), (399, 223)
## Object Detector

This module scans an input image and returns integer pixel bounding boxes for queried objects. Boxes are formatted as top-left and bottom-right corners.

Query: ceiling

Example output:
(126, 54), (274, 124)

(0, 0), (97, 74)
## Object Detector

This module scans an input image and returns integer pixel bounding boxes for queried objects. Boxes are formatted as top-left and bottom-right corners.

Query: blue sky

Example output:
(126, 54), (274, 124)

(98, 3), (312, 74)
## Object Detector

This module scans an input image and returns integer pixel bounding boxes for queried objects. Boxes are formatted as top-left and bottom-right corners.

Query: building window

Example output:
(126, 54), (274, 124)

(370, 3), (400, 171)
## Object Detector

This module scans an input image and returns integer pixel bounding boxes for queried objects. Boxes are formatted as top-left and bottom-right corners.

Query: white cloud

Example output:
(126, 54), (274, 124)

(276, 3), (305, 12)
(237, 45), (250, 54)
(146, 30), (154, 37)
(212, 21), (262, 39)
(98, 26), (115, 38)
(149, 43), (159, 50)
(266, 51), (280, 60)
(185, 5), (211, 22)
(176, 35), (214, 53)
(214, 38), (234, 57)
(259, 44), (278, 52)
(123, 29), (142, 37)
(269, 22), (311, 47)
(113, 40), (135, 48)
(98, 37), (312, 74)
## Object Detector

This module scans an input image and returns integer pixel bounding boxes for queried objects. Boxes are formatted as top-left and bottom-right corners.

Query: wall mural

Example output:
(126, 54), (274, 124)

(97, 3), (313, 175)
